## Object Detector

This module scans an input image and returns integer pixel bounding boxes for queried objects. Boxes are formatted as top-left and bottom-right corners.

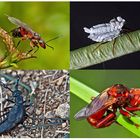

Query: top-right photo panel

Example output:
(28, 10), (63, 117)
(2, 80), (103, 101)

(70, 2), (140, 69)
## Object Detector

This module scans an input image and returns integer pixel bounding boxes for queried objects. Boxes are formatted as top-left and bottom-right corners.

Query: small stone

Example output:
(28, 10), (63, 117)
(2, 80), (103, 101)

(55, 103), (70, 118)
(36, 109), (41, 115)
(45, 111), (55, 118)
(62, 122), (67, 128)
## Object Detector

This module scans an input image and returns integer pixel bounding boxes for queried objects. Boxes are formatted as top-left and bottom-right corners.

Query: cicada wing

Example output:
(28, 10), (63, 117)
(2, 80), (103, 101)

(7, 15), (35, 34)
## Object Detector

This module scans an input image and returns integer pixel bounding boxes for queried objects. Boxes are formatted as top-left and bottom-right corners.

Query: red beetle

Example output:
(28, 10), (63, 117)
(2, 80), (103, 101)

(7, 15), (57, 53)
(75, 84), (140, 128)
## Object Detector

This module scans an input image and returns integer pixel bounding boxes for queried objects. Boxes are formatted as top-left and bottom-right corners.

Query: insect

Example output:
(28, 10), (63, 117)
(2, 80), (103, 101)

(74, 84), (140, 128)
(0, 77), (29, 135)
(84, 17), (125, 55)
(84, 16), (125, 42)
(7, 15), (56, 54)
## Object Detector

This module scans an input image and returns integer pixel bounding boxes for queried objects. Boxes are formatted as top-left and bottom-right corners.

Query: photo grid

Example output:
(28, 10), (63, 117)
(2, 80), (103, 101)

(0, 1), (140, 138)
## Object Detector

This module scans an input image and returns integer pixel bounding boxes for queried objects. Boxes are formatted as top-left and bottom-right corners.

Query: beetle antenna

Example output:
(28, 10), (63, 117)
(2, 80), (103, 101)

(0, 80), (13, 93)
(15, 75), (20, 90)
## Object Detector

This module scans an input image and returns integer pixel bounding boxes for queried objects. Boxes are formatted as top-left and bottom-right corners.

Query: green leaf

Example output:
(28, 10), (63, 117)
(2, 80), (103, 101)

(70, 30), (140, 69)
(70, 77), (140, 137)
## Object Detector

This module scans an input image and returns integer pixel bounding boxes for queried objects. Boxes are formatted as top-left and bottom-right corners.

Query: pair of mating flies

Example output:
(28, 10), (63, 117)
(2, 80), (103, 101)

(7, 15), (58, 54)
(75, 84), (140, 128)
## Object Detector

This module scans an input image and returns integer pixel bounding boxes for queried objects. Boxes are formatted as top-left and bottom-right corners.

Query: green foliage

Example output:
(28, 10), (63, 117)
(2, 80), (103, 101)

(70, 70), (140, 138)
(0, 2), (69, 69)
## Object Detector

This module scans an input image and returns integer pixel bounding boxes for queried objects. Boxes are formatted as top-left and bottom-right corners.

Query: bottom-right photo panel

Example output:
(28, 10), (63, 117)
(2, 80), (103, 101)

(70, 70), (140, 138)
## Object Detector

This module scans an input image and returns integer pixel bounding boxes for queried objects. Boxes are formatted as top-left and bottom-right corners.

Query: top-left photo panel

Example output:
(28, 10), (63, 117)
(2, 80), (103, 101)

(0, 2), (69, 69)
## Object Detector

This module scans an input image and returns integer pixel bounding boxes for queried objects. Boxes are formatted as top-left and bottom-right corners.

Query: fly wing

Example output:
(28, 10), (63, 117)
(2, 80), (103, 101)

(7, 15), (35, 34)
(75, 88), (117, 120)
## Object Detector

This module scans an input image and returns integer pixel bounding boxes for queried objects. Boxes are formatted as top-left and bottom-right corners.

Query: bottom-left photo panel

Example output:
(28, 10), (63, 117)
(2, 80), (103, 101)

(0, 70), (69, 138)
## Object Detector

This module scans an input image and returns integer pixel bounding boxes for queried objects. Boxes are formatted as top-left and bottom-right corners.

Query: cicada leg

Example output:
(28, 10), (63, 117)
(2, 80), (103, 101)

(92, 42), (107, 53)
(112, 38), (117, 56)
(125, 32), (137, 49)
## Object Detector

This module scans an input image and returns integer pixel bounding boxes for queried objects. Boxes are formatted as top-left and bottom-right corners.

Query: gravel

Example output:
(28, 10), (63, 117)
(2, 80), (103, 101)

(0, 70), (69, 138)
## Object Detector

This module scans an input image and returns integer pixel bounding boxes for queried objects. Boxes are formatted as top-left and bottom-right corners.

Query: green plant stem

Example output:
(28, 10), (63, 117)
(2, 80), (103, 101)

(70, 30), (140, 69)
(70, 77), (140, 137)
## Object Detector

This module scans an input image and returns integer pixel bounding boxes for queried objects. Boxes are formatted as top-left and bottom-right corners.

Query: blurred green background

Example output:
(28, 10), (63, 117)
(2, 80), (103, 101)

(0, 2), (69, 69)
(70, 70), (140, 138)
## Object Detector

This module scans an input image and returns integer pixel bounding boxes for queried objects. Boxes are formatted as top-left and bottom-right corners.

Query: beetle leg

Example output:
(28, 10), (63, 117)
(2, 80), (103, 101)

(0, 106), (12, 113)
(0, 111), (9, 118)
(5, 99), (15, 103)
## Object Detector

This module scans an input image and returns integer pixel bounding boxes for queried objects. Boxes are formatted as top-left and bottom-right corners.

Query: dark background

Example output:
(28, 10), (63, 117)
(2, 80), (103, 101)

(70, 2), (140, 69)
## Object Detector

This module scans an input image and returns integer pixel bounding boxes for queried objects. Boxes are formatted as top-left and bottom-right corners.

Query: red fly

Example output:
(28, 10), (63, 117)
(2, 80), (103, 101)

(7, 15), (58, 53)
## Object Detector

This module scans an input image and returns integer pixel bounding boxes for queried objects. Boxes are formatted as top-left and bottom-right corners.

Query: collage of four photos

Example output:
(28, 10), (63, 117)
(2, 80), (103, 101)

(0, 1), (140, 138)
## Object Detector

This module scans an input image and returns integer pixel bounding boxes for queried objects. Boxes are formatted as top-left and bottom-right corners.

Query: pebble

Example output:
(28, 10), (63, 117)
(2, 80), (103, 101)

(55, 103), (70, 118)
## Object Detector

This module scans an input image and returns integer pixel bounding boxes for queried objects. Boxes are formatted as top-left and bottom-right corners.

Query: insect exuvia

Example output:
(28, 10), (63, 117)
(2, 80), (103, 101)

(75, 84), (140, 128)
(84, 16), (125, 42)
(7, 15), (58, 54)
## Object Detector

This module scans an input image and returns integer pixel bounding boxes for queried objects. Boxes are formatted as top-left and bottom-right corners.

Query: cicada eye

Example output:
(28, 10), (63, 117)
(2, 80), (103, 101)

(117, 16), (125, 23)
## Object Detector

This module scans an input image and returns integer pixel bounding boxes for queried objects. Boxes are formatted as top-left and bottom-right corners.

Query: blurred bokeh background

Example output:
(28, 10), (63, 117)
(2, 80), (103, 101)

(70, 70), (140, 138)
(0, 2), (69, 69)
